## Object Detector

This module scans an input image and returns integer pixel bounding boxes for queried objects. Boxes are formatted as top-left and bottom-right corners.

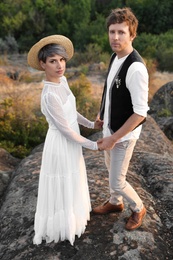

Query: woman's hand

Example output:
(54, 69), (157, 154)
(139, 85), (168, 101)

(97, 136), (116, 150)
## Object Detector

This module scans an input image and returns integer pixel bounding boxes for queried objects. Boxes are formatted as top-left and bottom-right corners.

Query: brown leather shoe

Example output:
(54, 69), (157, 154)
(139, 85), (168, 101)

(125, 206), (146, 231)
(92, 201), (124, 215)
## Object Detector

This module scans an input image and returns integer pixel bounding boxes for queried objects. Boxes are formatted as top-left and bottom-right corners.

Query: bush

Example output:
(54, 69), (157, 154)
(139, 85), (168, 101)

(154, 30), (173, 71)
(0, 140), (30, 159)
(134, 30), (173, 72)
(0, 35), (18, 54)
(157, 108), (172, 117)
(156, 48), (173, 72)
(69, 74), (100, 137)
(133, 33), (159, 58)
(0, 94), (48, 158)
(69, 43), (109, 67)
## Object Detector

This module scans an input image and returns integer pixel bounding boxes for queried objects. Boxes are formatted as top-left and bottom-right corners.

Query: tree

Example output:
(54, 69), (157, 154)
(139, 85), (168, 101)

(126, 0), (173, 34)
(0, 0), (173, 54)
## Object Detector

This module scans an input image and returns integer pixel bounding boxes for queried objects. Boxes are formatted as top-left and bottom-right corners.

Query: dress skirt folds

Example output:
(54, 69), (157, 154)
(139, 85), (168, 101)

(33, 124), (91, 246)
(32, 77), (95, 246)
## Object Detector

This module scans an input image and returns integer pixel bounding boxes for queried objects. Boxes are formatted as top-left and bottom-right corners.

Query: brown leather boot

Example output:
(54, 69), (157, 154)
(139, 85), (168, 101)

(125, 206), (146, 230)
(92, 201), (124, 215)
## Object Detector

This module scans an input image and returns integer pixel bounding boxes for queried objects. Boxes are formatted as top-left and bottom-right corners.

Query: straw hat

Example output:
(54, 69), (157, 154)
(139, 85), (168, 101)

(27, 35), (74, 71)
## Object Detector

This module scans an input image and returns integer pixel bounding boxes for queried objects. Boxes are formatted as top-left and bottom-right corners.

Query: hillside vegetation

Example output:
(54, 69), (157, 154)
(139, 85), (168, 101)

(0, 0), (173, 72)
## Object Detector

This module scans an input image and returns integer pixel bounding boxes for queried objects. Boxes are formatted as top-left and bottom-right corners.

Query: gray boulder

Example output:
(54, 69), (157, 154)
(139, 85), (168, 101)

(149, 81), (173, 140)
(0, 148), (20, 206)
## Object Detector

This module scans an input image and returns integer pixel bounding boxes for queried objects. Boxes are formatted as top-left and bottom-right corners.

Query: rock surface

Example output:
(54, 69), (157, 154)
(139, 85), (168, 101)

(0, 115), (173, 260)
(149, 81), (173, 140)
(0, 148), (20, 206)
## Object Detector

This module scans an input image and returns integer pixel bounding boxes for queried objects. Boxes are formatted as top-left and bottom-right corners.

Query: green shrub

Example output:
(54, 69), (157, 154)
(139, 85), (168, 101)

(156, 47), (173, 72)
(80, 64), (89, 75)
(133, 33), (159, 58)
(69, 43), (109, 67)
(157, 108), (172, 117)
(134, 30), (173, 72)
(0, 140), (30, 158)
(0, 35), (18, 54)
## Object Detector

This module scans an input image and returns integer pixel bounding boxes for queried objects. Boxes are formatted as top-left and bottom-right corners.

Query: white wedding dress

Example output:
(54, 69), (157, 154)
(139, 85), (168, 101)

(33, 76), (97, 246)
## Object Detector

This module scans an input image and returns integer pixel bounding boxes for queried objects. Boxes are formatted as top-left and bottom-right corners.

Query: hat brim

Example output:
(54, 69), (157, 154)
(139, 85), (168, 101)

(27, 35), (74, 71)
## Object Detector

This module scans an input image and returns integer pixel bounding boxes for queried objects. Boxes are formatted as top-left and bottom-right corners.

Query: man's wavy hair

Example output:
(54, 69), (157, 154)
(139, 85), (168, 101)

(106, 7), (138, 37)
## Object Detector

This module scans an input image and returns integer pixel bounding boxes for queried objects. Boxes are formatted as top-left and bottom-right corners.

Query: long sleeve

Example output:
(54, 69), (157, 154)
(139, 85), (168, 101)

(42, 92), (98, 150)
(126, 62), (149, 117)
(77, 112), (95, 129)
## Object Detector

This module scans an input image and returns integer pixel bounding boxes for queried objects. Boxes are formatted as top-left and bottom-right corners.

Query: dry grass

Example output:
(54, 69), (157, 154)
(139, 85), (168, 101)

(1, 54), (173, 109)
(149, 71), (173, 98)
(0, 76), (43, 110)
(0, 59), (44, 111)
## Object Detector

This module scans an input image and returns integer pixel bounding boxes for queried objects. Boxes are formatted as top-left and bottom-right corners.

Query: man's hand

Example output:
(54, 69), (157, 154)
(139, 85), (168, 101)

(94, 119), (103, 129)
(97, 136), (116, 150)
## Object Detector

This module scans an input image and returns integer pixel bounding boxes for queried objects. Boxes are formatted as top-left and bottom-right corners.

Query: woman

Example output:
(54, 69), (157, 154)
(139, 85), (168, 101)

(27, 35), (102, 245)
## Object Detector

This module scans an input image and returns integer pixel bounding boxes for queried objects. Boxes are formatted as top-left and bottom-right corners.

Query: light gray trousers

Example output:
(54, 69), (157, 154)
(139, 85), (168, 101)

(104, 139), (143, 212)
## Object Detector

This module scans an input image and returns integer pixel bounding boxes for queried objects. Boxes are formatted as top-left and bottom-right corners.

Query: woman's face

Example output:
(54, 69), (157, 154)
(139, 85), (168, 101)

(40, 54), (66, 83)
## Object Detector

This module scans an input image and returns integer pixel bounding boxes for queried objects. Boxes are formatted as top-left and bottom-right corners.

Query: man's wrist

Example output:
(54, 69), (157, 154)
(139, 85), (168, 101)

(111, 132), (120, 143)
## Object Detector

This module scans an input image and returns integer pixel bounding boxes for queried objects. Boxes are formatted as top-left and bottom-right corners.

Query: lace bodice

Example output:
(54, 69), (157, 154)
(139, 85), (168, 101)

(41, 76), (98, 150)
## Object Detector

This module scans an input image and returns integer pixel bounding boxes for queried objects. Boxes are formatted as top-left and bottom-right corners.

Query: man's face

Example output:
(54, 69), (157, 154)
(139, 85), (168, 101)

(108, 22), (135, 58)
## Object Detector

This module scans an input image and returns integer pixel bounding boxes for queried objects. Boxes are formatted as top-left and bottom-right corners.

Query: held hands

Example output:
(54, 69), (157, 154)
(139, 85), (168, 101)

(97, 136), (116, 151)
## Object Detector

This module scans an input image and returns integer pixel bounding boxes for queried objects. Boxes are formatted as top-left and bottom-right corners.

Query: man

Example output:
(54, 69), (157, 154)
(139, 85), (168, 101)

(94, 7), (149, 231)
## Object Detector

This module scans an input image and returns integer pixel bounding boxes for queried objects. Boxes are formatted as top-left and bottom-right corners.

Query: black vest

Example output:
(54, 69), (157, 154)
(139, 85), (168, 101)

(100, 49), (146, 133)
